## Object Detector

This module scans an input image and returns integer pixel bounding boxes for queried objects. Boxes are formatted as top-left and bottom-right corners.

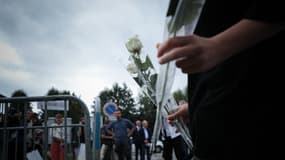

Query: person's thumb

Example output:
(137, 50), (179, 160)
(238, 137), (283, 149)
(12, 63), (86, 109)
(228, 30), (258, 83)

(167, 114), (176, 121)
(156, 43), (161, 49)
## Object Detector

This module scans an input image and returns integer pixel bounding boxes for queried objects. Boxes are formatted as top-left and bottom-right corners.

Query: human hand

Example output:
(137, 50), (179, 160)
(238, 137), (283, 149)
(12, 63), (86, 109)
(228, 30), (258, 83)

(157, 35), (225, 74)
(167, 103), (189, 123)
(144, 140), (148, 144)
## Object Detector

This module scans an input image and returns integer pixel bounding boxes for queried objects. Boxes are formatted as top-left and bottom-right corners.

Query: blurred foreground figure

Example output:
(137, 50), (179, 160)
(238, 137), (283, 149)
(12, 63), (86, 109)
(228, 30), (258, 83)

(158, 1), (285, 160)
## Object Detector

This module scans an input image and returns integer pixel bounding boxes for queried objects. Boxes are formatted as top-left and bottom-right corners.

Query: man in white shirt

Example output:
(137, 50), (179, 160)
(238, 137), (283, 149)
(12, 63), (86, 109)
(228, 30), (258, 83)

(161, 116), (187, 160)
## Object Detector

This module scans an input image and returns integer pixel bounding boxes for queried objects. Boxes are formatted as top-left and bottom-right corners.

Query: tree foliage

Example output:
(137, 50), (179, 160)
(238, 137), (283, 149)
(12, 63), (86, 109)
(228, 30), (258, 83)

(10, 89), (31, 112)
(136, 92), (156, 130)
(98, 83), (137, 121)
(173, 86), (188, 103)
(43, 87), (82, 123)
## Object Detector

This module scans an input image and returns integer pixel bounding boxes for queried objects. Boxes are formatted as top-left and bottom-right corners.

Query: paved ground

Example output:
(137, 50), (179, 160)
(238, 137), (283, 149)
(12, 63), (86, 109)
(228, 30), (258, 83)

(150, 152), (164, 160)
(132, 153), (163, 160)
(102, 144), (176, 160)
(131, 144), (177, 160)
(130, 144), (162, 160)
(132, 152), (177, 160)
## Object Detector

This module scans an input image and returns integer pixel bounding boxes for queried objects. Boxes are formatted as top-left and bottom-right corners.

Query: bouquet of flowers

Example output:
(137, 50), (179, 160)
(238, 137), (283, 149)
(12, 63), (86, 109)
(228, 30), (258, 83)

(124, 35), (192, 152)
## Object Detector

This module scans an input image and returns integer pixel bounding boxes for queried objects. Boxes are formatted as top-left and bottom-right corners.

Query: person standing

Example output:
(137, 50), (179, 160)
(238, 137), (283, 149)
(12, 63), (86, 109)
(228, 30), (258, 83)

(157, 1), (285, 159)
(168, 100), (192, 159)
(75, 115), (86, 159)
(26, 110), (35, 152)
(132, 120), (145, 160)
(7, 108), (24, 160)
(108, 108), (136, 160)
(161, 116), (188, 160)
(100, 120), (114, 160)
(142, 120), (152, 160)
(50, 113), (64, 160)
(78, 116), (86, 144)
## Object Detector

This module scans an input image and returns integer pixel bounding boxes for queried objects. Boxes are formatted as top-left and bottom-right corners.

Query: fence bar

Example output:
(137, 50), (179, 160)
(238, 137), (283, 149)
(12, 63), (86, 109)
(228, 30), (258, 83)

(0, 95), (92, 160)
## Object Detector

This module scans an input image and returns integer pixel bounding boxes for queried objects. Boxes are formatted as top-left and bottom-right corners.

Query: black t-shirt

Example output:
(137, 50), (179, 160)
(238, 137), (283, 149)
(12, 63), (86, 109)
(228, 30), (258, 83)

(188, 0), (285, 159)
(101, 126), (113, 145)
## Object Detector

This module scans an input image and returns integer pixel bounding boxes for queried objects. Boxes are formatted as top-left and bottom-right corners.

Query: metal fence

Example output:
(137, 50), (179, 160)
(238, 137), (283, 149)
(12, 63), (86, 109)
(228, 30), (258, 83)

(0, 95), (94, 160)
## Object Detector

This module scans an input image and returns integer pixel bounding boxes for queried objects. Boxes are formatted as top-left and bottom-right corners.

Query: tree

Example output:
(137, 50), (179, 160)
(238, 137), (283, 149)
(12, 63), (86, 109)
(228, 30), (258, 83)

(43, 87), (82, 123)
(137, 92), (156, 130)
(173, 86), (188, 103)
(98, 83), (137, 121)
(10, 89), (31, 112)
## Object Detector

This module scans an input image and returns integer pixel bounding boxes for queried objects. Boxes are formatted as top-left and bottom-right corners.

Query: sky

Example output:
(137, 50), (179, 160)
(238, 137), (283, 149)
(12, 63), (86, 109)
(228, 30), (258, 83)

(0, 0), (187, 109)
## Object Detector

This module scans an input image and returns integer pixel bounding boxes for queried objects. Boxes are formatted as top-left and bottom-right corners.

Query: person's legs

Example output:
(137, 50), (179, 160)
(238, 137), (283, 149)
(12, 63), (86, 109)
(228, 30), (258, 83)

(16, 134), (24, 160)
(140, 143), (145, 160)
(145, 144), (151, 160)
(60, 145), (64, 160)
(8, 138), (16, 160)
(110, 144), (117, 160)
(173, 136), (188, 160)
(162, 137), (173, 160)
(100, 144), (107, 160)
(51, 140), (60, 160)
(135, 144), (140, 160)
(124, 141), (132, 160)
(104, 144), (113, 160)
(115, 142), (124, 160)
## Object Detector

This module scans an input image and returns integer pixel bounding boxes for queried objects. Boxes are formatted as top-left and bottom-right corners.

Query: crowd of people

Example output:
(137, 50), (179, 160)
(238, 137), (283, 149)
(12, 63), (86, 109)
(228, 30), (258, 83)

(99, 106), (191, 160)
(1, 105), (190, 160)
(0, 108), (89, 160)
(0, 97), (194, 160)
(4, 108), (44, 160)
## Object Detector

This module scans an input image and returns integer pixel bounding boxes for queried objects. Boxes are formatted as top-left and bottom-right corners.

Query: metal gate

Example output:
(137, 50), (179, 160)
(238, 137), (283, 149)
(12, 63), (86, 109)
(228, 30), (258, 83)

(0, 95), (93, 160)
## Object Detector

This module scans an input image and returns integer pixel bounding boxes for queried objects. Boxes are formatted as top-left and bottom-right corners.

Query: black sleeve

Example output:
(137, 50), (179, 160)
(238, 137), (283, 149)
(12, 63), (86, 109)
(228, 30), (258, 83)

(244, 0), (285, 23)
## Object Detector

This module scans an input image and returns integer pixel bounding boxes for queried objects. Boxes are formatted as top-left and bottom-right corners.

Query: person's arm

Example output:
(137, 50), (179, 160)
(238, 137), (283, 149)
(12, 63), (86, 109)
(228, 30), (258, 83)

(127, 120), (136, 138)
(127, 127), (136, 138)
(101, 128), (114, 139)
(167, 102), (189, 122)
(157, 19), (285, 74)
(106, 122), (115, 137)
(211, 19), (285, 62)
(106, 127), (115, 137)
(101, 134), (113, 139)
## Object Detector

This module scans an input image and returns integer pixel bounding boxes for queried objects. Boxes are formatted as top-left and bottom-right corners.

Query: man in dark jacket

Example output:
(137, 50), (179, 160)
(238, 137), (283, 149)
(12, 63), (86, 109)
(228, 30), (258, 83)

(132, 120), (145, 160)
(142, 120), (152, 160)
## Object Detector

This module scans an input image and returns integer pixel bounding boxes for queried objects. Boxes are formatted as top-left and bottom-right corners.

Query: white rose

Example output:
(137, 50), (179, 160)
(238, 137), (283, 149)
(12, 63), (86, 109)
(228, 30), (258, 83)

(125, 35), (143, 54)
(127, 63), (138, 74)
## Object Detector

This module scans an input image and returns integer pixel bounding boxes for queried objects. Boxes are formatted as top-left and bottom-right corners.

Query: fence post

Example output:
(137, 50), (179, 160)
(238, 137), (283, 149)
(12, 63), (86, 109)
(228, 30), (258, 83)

(93, 97), (101, 160)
